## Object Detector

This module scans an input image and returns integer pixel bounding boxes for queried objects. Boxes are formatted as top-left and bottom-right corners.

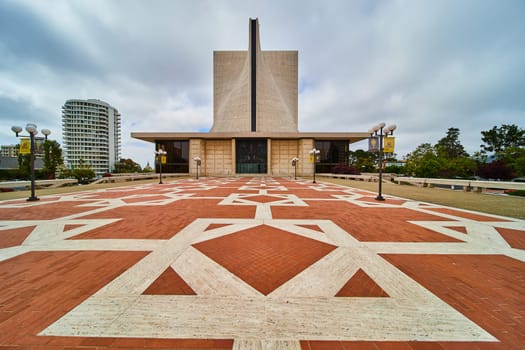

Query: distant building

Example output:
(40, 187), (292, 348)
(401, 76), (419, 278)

(0, 156), (44, 170)
(1, 145), (19, 157)
(132, 18), (368, 176)
(62, 99), (121, 176)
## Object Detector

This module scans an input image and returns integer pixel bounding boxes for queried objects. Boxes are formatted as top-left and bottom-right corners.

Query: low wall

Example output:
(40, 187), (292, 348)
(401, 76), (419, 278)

(393, 177), (525, 192)
(0, 179), (78, 190)
(92, 173), (187, 184)
(317, 173), (378, 182)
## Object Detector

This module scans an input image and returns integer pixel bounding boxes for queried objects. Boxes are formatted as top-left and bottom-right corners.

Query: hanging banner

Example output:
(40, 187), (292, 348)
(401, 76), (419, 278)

(384, 137), (396, 153)
(309, 154), (314, 163)
(19, 138), (31, 154)
(161, 155), (167, 164)
(368, 136), (379, 153)
(35, 137), (45, 154)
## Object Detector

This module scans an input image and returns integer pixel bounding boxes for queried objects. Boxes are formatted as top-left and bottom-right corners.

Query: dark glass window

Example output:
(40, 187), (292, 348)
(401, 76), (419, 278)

(236, 139), (267, 174)
(155, 140), (189, 173)
(315, 140), (349, 173)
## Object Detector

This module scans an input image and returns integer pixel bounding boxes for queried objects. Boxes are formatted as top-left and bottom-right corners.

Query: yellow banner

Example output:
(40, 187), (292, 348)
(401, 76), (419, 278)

(161, 155), (167, 164)
(19, 138), (31, 154)
(309, 154), (314, 163)
(384, 137), (395, 153)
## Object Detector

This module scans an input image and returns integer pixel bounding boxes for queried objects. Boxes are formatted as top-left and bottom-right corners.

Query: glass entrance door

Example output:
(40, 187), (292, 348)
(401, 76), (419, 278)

(236, 139), (267, 174)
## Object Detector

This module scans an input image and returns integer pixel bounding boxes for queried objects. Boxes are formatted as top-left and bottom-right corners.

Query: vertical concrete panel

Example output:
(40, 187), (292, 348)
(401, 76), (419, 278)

(299, 139), (315, 176)
(189, 139), (206, 177)
(205, 140), (233, 176)
(270, 140), (299, 176)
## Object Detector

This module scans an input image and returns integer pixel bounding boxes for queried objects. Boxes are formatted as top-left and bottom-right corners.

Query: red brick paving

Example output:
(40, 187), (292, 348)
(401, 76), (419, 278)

(269, 189), (348, 198)
(0, 177), (523, 349)
(193, 224), (336, 295)
(0, 251), (146, 346)
(83, 189), (167, 199)
(423, 208), (511, 222)
(357, 197), (408, 205)
(381, 254), (525, 350)
(179, 188), (258, 197)
(63, 224), (84, 232)
(242, 194), (285, 203)
(1, 197), (60, 205)
(495, 227), (525, 249)
(335, 268), (389, 297)
(205, 223), (232, 231)
(0, 201), (95, 220)
(272, 201), (463, 242)
(143, 267), (196, 295)
(0, 226), (34, 248)
(298, 224), (324, 232)
(122, 195), (169, 203)
(444, 226), (468, 234)
(71, 199), (255, 239)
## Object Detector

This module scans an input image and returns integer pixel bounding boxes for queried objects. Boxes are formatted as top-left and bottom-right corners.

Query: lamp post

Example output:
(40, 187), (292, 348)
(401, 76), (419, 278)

(291, 157), (299, 180)
(154, 149), (167, 184)
(193, 156), (201, 179)
(11, 124), (51, 201)
(368, 123), (396, 201)
(309, 148), (320, 183)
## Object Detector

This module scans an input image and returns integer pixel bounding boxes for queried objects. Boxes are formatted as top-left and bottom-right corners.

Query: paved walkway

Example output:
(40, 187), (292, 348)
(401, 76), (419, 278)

(0, 177), (524, 350)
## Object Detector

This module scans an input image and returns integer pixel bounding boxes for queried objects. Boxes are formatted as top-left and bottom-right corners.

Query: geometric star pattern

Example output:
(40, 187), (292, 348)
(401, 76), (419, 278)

(0, 176), (524, 350)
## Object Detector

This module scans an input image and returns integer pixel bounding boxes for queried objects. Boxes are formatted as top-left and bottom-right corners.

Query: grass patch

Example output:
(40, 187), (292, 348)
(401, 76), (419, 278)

(319, 177), (525, 220)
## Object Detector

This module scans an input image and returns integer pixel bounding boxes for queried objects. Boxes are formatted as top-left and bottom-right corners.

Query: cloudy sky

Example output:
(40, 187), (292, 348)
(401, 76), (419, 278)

(1, 0), (524, 167)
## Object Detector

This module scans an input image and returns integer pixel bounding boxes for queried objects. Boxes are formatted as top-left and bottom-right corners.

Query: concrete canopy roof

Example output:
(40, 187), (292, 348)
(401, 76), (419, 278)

(131, 131), (370, 143)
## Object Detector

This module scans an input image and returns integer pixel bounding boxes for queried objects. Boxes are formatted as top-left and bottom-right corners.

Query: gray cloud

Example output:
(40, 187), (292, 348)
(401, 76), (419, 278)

(0, 0), (524, 166)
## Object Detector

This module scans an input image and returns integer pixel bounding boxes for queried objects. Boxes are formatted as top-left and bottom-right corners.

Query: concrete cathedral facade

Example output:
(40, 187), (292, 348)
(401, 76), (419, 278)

(132, 18), (368, 177)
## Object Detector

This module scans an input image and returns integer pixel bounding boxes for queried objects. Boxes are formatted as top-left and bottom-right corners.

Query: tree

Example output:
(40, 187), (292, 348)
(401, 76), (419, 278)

(435, 127), (468, 159)
(477, 160), (514, 180)
(60, 159), (95, 184)
(114, 158), (142, 173)
(43, 140), (63, 179)
(480, 124), (525, 156)
(404, 143), (435, 176)
(478, 124), (525, 177)
(17, 152), (31, 180)
(348, 149), (377, 172)
(142, 162), (154, 173)
(502, 146), (525, 177)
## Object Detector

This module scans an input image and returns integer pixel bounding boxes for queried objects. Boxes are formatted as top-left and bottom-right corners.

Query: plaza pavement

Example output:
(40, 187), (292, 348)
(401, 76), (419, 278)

(0, 177), (524, 350)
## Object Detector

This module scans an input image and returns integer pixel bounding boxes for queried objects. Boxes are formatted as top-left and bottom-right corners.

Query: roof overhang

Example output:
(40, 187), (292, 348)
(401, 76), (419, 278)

(131, 131), (370, 143)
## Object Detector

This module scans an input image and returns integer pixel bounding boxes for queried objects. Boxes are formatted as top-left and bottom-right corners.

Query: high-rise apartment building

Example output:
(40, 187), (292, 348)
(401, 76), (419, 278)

(0, 145), (19, 157)
(62, 99), (121, 176)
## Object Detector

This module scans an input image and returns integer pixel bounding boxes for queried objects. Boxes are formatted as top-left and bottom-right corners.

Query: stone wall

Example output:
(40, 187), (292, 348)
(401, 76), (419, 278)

(189, 139), (206, 177)
(270, 139), (299, 176)
(204, 140), (234, 176)
(298, 139), (315, 176)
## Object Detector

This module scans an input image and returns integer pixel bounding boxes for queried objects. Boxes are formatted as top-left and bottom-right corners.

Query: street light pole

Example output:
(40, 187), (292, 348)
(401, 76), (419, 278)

(154, 149), (167, 184)
(11, 124), (52, 202)
(28, 128), (37, 201)
(193, 156), (201, 180)
(309, 148), (320, 183)
(291, 157), (299, 180)
(368, 123), (396, 201)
